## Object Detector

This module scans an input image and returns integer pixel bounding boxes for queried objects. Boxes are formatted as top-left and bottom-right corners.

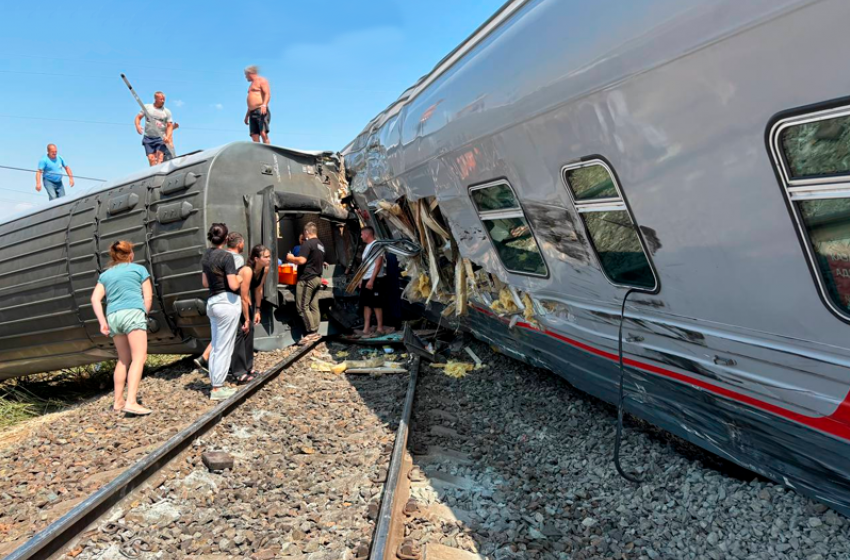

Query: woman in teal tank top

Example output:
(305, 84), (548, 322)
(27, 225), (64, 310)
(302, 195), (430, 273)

(91, 240), (153, 416)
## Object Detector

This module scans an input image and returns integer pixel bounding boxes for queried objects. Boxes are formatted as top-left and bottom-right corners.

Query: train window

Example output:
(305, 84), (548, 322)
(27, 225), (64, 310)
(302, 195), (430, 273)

(471, 183), (519, 212)
(469, 181), (548, 276)
(562, 160), (657, 290)
(564, 165), (619, 201)
(772, 107), (850, 318)
(780, 114), (850, 179)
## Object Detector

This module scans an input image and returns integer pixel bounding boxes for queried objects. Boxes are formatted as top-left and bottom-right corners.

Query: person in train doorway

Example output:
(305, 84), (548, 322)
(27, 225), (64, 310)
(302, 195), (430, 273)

(90, 241), (153, 416)
(357, 226), (390, 336)
(291, 233), (304, 257)
(134, 91), (174, 167)
(36, 144), (74, 201)
(194, 232), (246, 374)
(286, 222), (325, 345)
(230, 244), (272, 384)
(201, 223), (243, 401)
(243, 65), (271, 144)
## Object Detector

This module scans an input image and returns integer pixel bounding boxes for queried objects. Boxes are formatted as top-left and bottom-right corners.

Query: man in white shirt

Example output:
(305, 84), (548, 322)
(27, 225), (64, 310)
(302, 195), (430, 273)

(357, 227), (387, 336)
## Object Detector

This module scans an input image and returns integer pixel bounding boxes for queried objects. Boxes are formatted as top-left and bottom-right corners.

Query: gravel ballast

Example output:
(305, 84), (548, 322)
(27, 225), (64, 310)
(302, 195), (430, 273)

(64, 342), (409, 560)
(403, 339), (850, 560)
(0, 359), (218, 556)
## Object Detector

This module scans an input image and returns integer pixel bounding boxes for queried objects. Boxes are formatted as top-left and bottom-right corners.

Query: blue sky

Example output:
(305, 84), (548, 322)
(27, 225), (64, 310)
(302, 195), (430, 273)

(0, 0), (505, 219)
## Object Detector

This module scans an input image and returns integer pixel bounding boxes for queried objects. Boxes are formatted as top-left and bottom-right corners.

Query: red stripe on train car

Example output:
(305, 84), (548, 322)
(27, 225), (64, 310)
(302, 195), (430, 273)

(470, 304), (850, 441)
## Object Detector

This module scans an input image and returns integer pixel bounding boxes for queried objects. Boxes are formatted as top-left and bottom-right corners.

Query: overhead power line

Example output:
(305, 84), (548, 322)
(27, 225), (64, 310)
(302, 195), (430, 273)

(0, 187), (41, 198)
(0, 114), (316, 136)
(0, 165), (106, 182)
(3, 53), (235, 77)
(0, 69), (396, 94)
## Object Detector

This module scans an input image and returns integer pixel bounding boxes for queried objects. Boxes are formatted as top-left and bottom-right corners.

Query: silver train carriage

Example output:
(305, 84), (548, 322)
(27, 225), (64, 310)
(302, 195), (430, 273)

(342, 0), (850, 515)
(0, 142), (359, 380)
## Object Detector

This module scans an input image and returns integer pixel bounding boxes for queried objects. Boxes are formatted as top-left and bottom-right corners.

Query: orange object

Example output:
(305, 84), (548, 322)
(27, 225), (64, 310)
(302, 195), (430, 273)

(278, 264), (297, 285)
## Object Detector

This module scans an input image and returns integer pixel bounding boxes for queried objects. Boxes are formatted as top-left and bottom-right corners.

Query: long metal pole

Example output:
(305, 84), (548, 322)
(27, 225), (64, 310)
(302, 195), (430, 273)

(120, 73), (150, 118)
(120, 73), (177, 160)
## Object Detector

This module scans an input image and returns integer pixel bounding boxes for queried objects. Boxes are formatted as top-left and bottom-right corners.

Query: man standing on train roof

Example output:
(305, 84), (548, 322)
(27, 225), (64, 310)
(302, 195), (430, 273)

(134, 91), (173, 167)
(243, 66), (271, 144)
(36, 144), (74, 200)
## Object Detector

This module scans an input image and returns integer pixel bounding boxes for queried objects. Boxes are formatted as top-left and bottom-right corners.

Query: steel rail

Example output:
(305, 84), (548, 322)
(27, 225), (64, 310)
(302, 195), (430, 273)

(6, 340), (321, 560)
(369, 356), (420, 560)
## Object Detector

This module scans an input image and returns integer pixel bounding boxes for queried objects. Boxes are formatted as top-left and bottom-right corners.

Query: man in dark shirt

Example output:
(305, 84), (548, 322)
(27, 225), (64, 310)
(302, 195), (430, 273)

(286, 222), (325, 344)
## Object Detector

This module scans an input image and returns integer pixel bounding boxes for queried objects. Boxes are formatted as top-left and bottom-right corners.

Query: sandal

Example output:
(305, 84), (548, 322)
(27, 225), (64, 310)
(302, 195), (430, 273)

(237, 372), (255, 385)
(123, 406), (152, 417)
(298, 333), (321, 346)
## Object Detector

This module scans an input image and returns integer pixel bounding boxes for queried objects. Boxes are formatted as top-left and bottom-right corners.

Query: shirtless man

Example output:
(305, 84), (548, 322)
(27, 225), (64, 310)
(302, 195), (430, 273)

(243, 66), (271, 144)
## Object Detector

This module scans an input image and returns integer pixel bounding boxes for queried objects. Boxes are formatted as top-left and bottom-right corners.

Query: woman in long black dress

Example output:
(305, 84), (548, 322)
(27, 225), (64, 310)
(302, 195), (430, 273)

(231, 244), (271, 383)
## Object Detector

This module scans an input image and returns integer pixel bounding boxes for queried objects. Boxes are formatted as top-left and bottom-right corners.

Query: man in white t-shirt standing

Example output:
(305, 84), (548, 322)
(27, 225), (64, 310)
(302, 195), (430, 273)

(357, 226), (387, 336)
(134, 91), (173, 166)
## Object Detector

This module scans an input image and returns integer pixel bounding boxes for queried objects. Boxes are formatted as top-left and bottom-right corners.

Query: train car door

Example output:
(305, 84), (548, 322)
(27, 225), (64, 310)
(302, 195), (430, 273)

(66, 194), (110, 348)
(96, 176), (180, 345)
(146, 165), (209, 343)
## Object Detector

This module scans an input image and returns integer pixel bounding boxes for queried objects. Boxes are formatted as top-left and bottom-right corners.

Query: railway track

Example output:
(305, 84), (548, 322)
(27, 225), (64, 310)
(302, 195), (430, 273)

(4, 341), (323, 560)
(366, 352), (485, 560)
(4, 336), (850, 560)
(359, 338), (850, 560)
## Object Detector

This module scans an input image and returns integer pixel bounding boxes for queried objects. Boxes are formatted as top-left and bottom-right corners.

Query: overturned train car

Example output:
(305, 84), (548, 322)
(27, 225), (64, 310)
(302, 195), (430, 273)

(0, 142), (358, 380)
(343, 0), (850, 515)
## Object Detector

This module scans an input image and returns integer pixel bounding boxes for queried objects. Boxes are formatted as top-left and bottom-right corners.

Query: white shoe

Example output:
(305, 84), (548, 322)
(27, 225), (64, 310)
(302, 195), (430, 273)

(210, 387), (237, 401)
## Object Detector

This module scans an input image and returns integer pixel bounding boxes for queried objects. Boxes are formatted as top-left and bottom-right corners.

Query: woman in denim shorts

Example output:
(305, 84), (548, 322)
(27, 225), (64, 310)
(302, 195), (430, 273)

(91, 240), (153, 416)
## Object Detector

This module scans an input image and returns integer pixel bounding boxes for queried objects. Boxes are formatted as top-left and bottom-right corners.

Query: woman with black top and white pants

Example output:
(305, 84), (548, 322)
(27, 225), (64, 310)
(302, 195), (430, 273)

(201, 223), (242, 401)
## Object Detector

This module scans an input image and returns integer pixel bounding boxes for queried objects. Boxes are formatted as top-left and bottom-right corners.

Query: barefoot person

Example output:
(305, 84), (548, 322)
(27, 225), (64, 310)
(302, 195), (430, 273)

(201, 223), (243, 400)
(243, 66), (271, 144)
(231, 245), (271, 383)
(90, 241), (153, 416)
(286, 222), (325, 345)
(134, 91), (173, 166)
(357, 226), (388, 336)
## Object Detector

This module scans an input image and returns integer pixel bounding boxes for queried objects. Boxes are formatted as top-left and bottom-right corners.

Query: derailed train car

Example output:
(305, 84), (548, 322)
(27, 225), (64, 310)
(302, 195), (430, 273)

(343, 0), (850, 514)
(0, 142), (358, 380)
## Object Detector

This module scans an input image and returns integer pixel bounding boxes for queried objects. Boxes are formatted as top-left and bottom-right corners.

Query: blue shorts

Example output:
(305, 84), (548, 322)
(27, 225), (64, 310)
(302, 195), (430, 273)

(142, 135), (168, 156)
(107, 309), (148, 336)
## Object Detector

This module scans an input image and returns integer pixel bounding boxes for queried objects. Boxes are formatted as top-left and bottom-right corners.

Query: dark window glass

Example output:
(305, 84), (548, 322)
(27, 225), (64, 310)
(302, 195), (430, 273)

(781, 115), (850, 178)
(565, 165), (618, 201)
(471, 184), (519, 212)
(582, 210), (655, 288)
(482, 216), (547, 275)
(799, 198), (850, 311)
